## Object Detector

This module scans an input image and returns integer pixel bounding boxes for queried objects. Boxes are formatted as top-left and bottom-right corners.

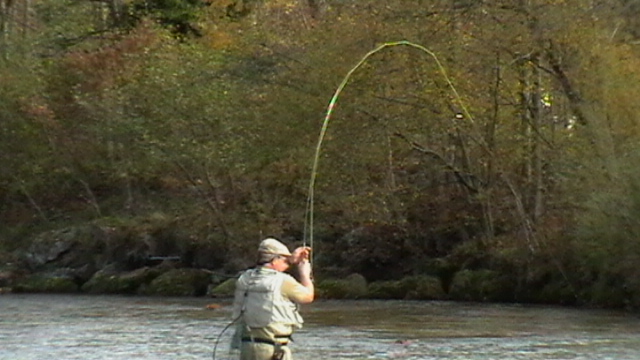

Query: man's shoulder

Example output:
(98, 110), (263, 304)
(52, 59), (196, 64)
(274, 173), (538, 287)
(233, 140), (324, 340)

(280, 272), (298, 282)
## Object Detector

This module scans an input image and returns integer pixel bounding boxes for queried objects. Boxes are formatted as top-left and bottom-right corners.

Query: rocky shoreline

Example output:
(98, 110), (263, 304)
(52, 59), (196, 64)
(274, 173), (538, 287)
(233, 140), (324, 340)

(0, 223), (563, 305)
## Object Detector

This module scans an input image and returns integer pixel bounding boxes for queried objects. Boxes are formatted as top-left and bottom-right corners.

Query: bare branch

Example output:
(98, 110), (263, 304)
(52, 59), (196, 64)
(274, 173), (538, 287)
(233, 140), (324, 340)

(393, 131), (482, 194)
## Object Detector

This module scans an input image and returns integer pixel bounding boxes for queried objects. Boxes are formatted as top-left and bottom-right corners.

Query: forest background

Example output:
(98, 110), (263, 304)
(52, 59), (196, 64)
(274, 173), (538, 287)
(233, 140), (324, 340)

(2, 0), (640, 308)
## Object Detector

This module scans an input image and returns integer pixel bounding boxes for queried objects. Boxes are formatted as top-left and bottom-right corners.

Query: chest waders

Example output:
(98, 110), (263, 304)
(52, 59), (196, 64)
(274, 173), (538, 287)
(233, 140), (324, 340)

(236, 269), (292, 360)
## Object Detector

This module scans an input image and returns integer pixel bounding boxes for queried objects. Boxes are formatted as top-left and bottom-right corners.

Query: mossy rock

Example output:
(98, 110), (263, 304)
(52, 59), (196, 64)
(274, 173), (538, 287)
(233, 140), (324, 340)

(367, 275), (444, 300)
(208, 277), (237, 298)
(317, 273), (368, 299)
(367, 280), (408, 299)
(402, 275), (445, 300)
(82, 266), (167, 294)
(13, 273), (78, 293)
(448, 269), (514, 302)
(143, 268), (211, 296)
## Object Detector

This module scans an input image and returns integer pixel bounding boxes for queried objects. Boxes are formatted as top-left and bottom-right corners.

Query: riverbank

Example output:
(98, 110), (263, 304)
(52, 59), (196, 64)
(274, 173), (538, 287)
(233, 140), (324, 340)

(0, 217), (637, 311)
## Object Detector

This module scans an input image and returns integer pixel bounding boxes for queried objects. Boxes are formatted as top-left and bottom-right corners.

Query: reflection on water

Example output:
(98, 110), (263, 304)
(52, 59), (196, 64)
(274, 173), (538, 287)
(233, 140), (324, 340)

(0, 295), (218, 360)
(1, 294), (639, 360)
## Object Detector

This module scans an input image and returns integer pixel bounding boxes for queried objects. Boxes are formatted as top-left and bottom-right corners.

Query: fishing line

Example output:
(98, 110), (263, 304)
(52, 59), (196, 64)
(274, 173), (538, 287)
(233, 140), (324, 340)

(211, 316), (238, 360)
(303, 40), (475, 262)
(301, 40), (577, 302)
(214, 287), (260, 360)
(213, 42), (463, 360)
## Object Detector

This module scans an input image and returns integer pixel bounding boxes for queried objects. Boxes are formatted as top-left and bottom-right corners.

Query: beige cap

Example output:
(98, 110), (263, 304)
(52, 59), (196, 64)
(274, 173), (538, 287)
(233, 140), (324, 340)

(258, 238), (292, 257)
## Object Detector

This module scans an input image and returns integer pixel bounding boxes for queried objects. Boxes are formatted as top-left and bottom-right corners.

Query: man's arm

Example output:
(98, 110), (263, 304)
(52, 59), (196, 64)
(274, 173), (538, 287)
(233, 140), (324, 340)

(296, 259), (314, 303)
(282, 262), (314, 304)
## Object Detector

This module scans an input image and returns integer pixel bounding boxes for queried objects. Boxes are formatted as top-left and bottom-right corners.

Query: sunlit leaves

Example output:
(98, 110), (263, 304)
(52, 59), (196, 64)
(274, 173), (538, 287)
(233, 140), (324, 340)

(2, 0), (640, 269)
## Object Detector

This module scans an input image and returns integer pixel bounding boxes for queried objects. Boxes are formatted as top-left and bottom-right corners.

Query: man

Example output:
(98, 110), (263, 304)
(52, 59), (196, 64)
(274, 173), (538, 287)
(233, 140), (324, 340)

(231, 238), (314, 360)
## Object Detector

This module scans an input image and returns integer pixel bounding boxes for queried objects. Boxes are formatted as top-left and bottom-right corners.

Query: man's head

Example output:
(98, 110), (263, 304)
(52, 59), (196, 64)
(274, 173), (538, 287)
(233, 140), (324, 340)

(257, 238), (292, 267)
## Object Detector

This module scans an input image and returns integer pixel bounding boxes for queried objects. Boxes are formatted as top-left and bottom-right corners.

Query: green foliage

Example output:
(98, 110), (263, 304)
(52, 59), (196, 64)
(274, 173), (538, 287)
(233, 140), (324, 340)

(536, 280), (579, 306)
(0, 63), (45, 185)
(448, 269), (515, 302)
(31, 0), (104, 53)
(571, 151), (640, 307)
(128, 0), (209, 36)
(2, 0), (640, 307)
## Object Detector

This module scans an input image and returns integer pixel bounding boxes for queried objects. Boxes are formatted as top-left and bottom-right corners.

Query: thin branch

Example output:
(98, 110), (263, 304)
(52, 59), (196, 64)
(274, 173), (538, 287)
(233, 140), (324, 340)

(393, 131), (481, 194)
(13, 177), (50, 224)
(172, 158), (231, 240)
(544, 40), (588, 126)
(501, 174), (538, 253)
(77, 177), (102, 217)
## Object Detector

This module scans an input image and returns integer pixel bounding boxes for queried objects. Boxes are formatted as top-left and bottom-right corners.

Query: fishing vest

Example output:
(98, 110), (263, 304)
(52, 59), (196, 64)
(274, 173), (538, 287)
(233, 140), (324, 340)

(232, 267), (304, 329)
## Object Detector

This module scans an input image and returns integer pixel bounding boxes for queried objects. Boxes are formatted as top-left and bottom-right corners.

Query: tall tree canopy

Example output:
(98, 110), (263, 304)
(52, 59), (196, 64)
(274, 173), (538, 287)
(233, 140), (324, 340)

(2, 0), (640, 306)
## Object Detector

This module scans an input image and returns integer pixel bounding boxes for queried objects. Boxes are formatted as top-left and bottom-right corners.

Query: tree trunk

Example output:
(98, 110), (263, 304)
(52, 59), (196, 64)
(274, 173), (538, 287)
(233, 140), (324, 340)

(531, 54), (544, 222)
(107, 0), (125, 26)
(1, 0), (9, 60)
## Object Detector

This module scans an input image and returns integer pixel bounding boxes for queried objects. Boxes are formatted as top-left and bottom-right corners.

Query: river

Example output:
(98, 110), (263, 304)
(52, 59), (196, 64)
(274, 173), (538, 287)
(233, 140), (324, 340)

(1, 294), (639, 360)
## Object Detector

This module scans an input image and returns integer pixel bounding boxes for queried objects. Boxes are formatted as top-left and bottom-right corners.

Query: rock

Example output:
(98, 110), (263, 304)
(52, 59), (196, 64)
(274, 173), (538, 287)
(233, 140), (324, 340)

(143, 268), (212, 296)
(82, 264), (170, 294)
(13, 272), (79, 293)
(403, 275), (445, 300)
(367, 275), (445, 300)
(317, 273), (368, 299)
(21, 225), (110, 283)
(208, 277), (237, 298)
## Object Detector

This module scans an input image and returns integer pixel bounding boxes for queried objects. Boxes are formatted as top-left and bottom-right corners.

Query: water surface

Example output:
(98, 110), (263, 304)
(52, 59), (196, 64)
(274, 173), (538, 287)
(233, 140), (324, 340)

(1, 294), (639, 359)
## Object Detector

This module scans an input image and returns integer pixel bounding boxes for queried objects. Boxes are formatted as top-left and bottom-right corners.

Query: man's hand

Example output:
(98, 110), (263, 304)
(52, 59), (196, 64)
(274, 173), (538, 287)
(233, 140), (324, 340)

(289, 246), (311, 265)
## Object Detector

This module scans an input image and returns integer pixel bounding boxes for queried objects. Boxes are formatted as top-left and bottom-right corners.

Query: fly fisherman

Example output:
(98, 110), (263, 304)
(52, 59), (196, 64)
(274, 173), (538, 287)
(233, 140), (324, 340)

(231, 238), (314, 360)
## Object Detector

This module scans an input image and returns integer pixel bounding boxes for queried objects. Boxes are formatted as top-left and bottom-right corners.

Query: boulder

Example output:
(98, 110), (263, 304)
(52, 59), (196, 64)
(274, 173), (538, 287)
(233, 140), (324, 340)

(21, 225), (111, 283)
(208, 277), (237, 298)
(367, 275), (445, 300)
(82, 264), (171, 294)
(317, 273), (368, 299)
(13, 272), (79, 293)
(403, 275), (445, 300)
(143, 268), (212, 296)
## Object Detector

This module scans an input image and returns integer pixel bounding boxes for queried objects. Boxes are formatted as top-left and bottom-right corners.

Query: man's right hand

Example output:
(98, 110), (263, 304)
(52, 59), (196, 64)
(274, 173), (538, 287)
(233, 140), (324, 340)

(290, 246), (311, 265)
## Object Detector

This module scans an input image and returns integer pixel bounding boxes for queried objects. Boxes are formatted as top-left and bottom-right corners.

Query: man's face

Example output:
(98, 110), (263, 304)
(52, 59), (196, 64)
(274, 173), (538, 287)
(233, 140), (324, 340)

(272, 255), (291, 271)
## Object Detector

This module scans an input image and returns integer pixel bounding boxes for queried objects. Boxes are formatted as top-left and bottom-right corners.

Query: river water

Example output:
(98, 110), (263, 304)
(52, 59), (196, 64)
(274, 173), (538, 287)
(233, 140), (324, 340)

(1, 294), (639, 360)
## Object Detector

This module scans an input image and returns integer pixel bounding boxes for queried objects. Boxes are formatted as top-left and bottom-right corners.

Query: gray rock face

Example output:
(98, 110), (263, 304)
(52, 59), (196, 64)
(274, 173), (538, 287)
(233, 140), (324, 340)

(6, 220), (228, 296)
(22, 226), (108, 282)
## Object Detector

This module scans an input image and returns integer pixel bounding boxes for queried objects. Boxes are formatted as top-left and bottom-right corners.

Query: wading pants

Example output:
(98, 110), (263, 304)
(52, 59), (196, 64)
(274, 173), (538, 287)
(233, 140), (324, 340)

(240, 341), (292, 360)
